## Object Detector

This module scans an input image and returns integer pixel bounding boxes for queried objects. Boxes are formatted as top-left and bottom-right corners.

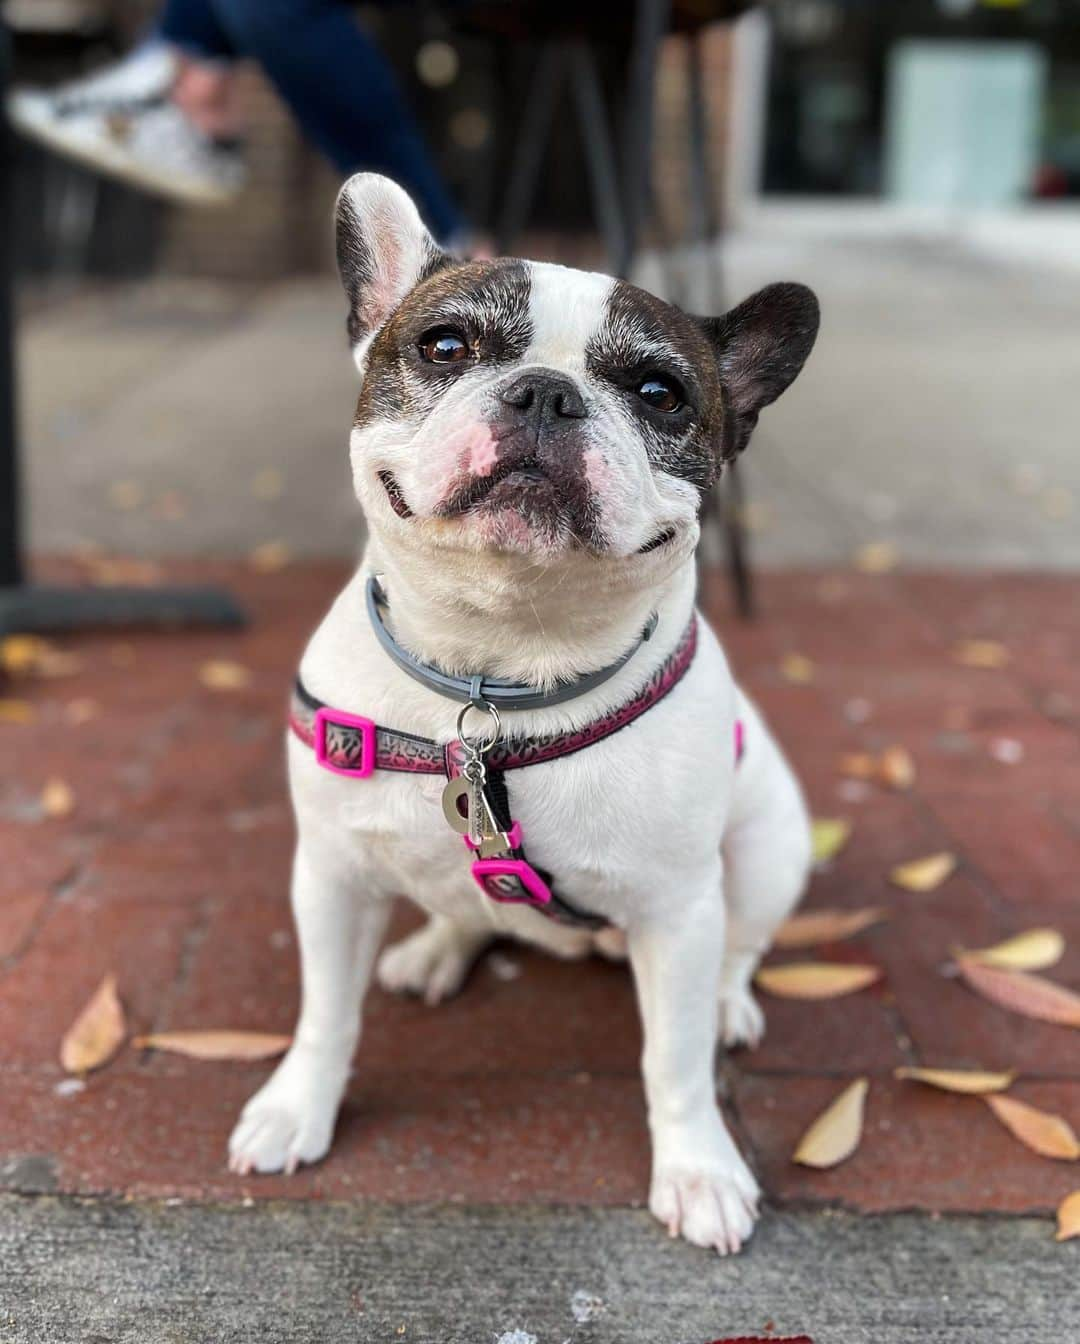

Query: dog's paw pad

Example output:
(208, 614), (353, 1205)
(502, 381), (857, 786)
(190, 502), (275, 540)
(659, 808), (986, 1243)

(649, 1159), (760, 1256)
(376, 924), (482, 1005)
(719, 984), (765, 1050)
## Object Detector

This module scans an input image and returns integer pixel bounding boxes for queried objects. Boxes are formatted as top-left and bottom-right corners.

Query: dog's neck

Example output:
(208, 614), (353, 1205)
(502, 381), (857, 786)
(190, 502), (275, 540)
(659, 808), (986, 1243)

(363, 538), (695, 692)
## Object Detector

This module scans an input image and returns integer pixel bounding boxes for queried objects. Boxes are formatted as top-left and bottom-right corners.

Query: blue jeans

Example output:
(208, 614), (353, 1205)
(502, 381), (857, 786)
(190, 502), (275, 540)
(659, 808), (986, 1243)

(157, 0), (463, 240)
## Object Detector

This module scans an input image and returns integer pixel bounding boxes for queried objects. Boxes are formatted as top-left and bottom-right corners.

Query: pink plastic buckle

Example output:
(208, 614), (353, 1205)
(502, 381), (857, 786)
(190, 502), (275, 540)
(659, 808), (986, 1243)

(313, 707), (376, 778)
(471, 857), (552, 908)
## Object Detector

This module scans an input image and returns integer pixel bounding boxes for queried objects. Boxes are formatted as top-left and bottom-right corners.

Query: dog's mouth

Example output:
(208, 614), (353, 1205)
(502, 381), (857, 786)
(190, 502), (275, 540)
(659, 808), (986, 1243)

(435, 455), (559, 518)
(378, 470), (414, 519)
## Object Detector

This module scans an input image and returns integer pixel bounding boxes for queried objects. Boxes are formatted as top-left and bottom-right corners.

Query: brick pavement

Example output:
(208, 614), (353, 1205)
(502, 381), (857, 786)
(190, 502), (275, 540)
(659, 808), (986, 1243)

(1, 561), (1078, 1215)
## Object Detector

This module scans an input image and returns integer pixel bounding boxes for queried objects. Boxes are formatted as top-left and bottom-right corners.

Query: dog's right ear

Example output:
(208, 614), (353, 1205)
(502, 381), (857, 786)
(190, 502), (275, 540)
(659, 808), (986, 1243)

(335, 173), (449, 363)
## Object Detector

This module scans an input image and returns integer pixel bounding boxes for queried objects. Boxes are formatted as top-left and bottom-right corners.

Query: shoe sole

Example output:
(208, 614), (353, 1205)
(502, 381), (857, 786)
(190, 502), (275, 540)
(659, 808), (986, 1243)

(8, 102), (242, 208)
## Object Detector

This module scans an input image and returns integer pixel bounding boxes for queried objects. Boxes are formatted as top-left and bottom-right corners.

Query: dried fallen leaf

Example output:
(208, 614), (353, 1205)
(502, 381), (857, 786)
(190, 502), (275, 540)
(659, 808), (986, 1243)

(889, 852), (956, 893)
(780, 653), (815, 685)
(198, 660), (252, 692)
(894, 1066), (1015, 1095)
(984, 1095), (1080, 1160)
(40, 778), (75, 819)
(839, 753), (878, 780)
(811, 818), (851, 864)
(879, 745), (915, 791)
(953, 639), (1010, 669)
(957, 959), (1080, 1028)
(0, 699), (36, 724)
(756, 962), (881, 1000)
(794, 1078), (869, 1168)
(249, 540), (292, 573)
(132, 1030), (291, 1061)
(1057, 1190), (1080, 1241)
(853, 541), (898, 574)
(65, 698), (101, 725)
(60, 973), (125, 1073)
(84, 556), (162, 588)
(961, 928), (1065, 973)
(775, 907), (888, 950)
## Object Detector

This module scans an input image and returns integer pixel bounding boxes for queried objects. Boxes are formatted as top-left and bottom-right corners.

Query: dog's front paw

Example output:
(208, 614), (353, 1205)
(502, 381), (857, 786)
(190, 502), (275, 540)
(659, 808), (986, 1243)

(376, 918), (490, 1005)
(718, 983), (765, 1050)
(227, 1050), (345, 1176)
(649, 1125), (760, 1255)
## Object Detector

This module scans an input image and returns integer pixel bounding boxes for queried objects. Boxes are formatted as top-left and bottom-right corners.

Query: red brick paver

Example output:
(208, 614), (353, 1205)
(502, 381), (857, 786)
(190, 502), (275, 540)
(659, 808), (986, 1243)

(1, 562), (1078, 1214)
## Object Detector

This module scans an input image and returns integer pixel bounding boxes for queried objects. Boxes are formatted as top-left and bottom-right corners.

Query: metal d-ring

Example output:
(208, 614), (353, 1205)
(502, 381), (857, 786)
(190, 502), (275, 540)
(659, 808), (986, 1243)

(456, 698), (502, 756)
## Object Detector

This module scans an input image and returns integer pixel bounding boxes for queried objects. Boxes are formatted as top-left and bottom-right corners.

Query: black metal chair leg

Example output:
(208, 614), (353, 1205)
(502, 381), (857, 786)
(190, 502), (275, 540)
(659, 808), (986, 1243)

(685, 30), (722, 313)
(617, 0), (671, 279)
(495, 42), (566, 256)
(722, 459), (755, 620)
(567, 41), (626, 275)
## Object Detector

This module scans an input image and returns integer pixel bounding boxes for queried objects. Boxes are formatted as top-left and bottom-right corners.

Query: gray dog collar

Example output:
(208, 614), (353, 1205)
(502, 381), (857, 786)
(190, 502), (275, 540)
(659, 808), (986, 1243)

(365, 575), (658, 711)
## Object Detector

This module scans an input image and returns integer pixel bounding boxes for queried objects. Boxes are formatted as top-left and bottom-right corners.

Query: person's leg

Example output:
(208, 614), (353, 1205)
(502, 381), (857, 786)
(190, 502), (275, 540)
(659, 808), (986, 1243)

(208, 0), (464, 239)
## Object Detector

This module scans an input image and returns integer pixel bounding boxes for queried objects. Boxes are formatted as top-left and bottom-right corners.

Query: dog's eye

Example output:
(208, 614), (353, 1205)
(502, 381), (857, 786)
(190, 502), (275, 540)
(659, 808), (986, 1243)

(419, 328), (469, 364)
(636, 376), (683, 413)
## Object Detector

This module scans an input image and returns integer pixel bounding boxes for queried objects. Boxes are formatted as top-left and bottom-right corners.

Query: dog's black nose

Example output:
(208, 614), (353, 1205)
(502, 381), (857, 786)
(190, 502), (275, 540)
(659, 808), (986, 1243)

(499, 370), (587, 424)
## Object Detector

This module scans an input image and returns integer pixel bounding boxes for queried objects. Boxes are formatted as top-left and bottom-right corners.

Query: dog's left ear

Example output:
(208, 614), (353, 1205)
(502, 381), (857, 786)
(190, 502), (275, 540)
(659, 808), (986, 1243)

(335, 173), (450, 364)
(698, 282), (819, 458)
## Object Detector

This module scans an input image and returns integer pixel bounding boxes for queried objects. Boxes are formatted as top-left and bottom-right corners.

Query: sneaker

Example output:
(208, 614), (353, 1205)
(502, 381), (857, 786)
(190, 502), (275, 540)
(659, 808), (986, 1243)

(8, 45), (247, 207)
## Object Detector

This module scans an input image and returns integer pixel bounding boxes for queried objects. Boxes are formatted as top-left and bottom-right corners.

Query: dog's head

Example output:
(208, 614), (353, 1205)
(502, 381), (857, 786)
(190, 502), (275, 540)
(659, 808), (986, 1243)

(337, 174), (818, 584)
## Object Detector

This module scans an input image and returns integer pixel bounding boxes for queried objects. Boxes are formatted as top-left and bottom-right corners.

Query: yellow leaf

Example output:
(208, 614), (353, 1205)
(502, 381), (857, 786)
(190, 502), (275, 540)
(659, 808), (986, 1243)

(1057, 1190), (1080, 1241)
(879, 745), (915, 791)
(60, 973), (125, 1074)
(894, 1066), (1015, 1095)
(961, 928), (1065, 973)
(957, 959), (1080, 1028)
(774, 907), (888, 950)
(132, 1030), (292, 1061)
(198, 660), (251, 692)
(41, 778), (75, 819)
(953, 639), (1010, 669)
(794, 1079), (869, 1168)
(0, 635), (49, 675)
(107, 480), (143, 510)
(0, 699), (36, 724)
(853, 541), (898, 574)
(811, 818), (851, 864)
(984, 1095), (1080, 1160)
(755, 962), (881, 1000)
(889, 852), (956, 893)
(249, 540), (292, 573)
(781, 653), (815, 685)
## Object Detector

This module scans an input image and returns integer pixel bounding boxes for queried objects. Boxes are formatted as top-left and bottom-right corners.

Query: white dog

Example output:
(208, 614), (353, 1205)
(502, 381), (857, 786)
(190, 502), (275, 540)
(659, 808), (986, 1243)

(228, 174), (820, 1256)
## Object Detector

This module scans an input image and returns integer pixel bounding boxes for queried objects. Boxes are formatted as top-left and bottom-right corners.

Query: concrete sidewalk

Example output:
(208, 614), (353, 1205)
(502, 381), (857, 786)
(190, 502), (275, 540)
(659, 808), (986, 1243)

(2, 1199), (1073, 1344)
(17, 230), (1080, 568)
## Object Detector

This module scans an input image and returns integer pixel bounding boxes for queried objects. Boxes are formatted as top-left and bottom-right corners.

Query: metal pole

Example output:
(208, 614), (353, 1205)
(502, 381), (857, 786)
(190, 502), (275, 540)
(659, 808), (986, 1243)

(0, 19), (24, 588)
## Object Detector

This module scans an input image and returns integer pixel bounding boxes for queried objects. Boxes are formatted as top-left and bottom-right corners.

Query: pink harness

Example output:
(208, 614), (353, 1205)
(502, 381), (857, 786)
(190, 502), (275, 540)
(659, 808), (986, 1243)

(291, 617), (744, 928)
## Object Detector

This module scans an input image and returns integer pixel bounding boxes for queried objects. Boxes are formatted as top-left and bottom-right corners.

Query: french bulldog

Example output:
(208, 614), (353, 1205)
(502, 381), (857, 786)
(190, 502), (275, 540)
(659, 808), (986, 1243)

(228, 173), (820, 1255)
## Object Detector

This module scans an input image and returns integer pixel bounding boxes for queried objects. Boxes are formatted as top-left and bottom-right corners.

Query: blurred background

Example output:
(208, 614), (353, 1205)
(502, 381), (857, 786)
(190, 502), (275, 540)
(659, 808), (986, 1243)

(5, 0), (1079, 578)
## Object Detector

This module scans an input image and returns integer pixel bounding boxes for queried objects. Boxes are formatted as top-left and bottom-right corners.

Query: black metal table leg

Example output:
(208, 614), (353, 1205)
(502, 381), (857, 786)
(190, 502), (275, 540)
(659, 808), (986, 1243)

(495, 42), (566, 256)
(616, 0), (670, 280)
(0, 21), (244, 639)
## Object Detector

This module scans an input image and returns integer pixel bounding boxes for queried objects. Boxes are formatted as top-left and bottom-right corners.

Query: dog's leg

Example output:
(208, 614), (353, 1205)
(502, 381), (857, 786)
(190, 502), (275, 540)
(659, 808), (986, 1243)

(377, 911), (494, 1005)
(228, 844), (389, 1175)
(719, 763), (811, 1050)
(628, 878), (760, 1255)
